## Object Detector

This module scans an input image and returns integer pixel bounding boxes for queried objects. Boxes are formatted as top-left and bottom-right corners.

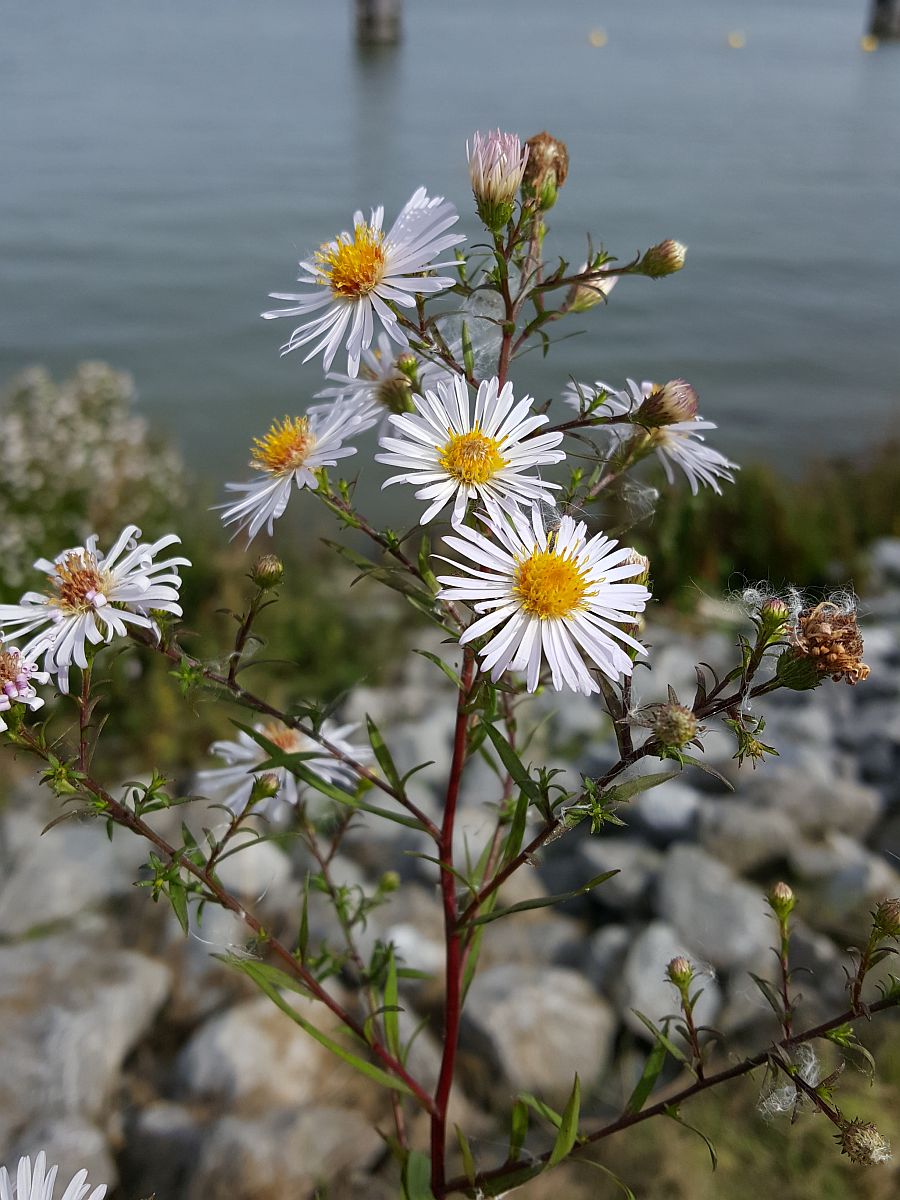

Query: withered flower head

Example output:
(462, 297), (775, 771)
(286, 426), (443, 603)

(522, 131), (570, 210)
(653, 702), (698, 750)
(838, 1118), (892, 1166)
(790, 600), (869, 685)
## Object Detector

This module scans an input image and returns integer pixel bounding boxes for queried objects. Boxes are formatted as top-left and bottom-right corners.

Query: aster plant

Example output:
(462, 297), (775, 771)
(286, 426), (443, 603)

(2, 129), (898, 1199)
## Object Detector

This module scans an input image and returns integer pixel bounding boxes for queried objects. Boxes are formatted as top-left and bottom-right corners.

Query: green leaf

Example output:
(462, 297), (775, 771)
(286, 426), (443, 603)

(297, 874), (310, 962)
(501, 790), (529, 867)
(455, 1125), (477, 1185)
(581, 1161), (637, 1200)
(748, 972), (785, 1020)
(631, 1011), (691, 1068)
(625, 1036), (669, 1114)
(366, 715), (404, 794)
(461, 319), (475, 378)
(401, 1150), (435, 1200)
(665, 1105), (718, 1170)
(227, 956), (413, 1098)
(519, 1092), (563, 1130)
(467, 870), (619, 927)
(548, 1074), (581, 1166)
(168, 877), (189, 935)
(602, 769), (679, 805)
(384, 947), (401, 1058)
(508, 1097), (530, 1161)
(483, 721), (541, 802)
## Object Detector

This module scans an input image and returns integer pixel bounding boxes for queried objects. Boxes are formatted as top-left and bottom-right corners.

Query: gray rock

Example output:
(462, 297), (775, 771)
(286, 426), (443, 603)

(459, 965), (616, 1107)
(6, 1119), (116, 1196)
(789, 833), (900, 938)
(619, 921), (722, 1040)
(628, 780), (701, 844)
(655, 845), (772, 971)
(584, 924), (631, 993)
(185, 1108), (383, 1200)
(176, 993), (387, 1118)
(870, 538), (900, 588)
(738, 769), (882, 838)
(123, 1102), (204, 1200)
(697, 800), (797, 873)
(576, 838), (662, 912)
(0, 815), (148, 936)
(0, 932), (171, 1150)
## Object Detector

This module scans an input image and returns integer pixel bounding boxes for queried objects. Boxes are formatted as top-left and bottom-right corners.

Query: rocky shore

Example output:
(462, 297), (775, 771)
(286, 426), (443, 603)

(2, 544), (900, 1198)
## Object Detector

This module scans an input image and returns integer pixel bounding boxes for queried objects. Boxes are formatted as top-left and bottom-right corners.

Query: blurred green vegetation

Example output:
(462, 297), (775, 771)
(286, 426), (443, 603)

(634, 442), (900, 605)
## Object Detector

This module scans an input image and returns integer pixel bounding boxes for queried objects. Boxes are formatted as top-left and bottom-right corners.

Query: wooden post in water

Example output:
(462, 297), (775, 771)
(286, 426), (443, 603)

(356, 0), (402, 44)
(869, 0), (900, 37)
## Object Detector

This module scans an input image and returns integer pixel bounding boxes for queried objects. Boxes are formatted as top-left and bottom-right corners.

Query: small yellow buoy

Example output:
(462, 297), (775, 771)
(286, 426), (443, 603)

(588, 28), (608, 47)
(861, 33), (879, 52)
(727, 30), (746, 49)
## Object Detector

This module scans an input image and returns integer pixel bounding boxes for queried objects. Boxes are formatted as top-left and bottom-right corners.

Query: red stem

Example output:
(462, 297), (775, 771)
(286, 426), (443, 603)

(431, 646), (475, 1194)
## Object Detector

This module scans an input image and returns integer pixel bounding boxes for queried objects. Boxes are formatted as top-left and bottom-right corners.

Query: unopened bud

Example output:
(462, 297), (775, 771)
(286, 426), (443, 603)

(640, 239), (687, 278)
(251, 555), (284, 590)
(251, 772), (281, 803)
(624, 551), (651, 588)
(838, 1118), (892, 1166)
(873, 897), (900, 938)
(522, 131), (569, 211)
(666, 955), (694, 988)
(653, 702), (698, 750)
(468, 129), (529, 232)
(566, 263), (618, 312)
(759, 597), (791, 635)
(767, 881), (796, 920)
(376, 374), (415, 415)
(395, 352), (419, 379)
(637, 379), (699, 426)
(380, 870), (401, 893)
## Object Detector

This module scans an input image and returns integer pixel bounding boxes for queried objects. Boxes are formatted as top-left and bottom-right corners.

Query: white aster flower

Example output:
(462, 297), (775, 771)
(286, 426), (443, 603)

(437, 502), (650, 695)
(376, 374), (565, 526)
(467, 130), (529, 229)
(218, 401), (377, 544)
(310, 333), (453, 431)
(0, 1152), (106, 1200)
(0, 526), (189, 694)
(263, 187), (464, 377)
(195, 719), (371, 819)
(0, 640), (48, 731)
(564, 377), (738, 494)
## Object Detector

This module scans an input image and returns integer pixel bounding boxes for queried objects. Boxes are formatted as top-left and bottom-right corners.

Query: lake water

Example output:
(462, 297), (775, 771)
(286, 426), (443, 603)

(2, 0), (899, 493)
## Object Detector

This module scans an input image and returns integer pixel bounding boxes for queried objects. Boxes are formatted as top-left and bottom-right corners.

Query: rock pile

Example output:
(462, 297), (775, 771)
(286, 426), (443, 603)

(2, 547), (900, 1196)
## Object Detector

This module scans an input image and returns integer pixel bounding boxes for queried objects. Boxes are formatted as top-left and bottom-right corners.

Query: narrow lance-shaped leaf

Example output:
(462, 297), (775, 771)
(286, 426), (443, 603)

(665, 1105), (718, 1170)
(366, 715), (404, 794)
(548, 1074), (581, 1166)
(483, 721), (541, 802)
(401, 1150), (436, 1200)
(467, 870), (619, 927)
(625, 1035), (669, 1114)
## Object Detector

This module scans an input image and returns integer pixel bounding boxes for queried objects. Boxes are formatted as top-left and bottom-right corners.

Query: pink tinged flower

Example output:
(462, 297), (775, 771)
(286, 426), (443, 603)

(0, 1152), (107, 1200)
(217, 400), (378, 545)
(0, 640), (48, 731)
(467, 130), (529, 229)
(376, 373), (566, 526)
(437, 501), (651, 695)
(0, 526), (189, 694)
(262, 188), (465, 378)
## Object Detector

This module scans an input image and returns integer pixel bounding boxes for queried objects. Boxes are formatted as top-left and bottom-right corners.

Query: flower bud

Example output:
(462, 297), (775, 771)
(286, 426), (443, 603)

(251, 772), (281, 804)
(395, 352), (419, 379)
(637, 380), (699, 426)
(624, 551), (651, 588)
(376, 374), (415, 415)
(666, 955), (694, 988)
(251, 554), (284, 590)
(838, 1118), (892, 1166)
(759, 597), (791, 636)
(639, 239), (687, 278)
(653, 702), (698, 750)
(379, 869), (401, 893)
(767, 881), (796, 920)
(468, 129), (530, 231)
(522, 131), (569, 211)
(566, 263), (618, 312)
(873, 897), (900, 938)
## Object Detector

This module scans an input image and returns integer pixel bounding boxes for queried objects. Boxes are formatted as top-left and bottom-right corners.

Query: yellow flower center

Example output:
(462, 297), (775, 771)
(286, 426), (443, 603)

(261, 721), (308, 753)
(251, 417), (318, 475)
(514, 546), (591, 620)
(438, 429), (506, 485)
(49, 551), (110, 613)
(315, 223), (386, 299)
